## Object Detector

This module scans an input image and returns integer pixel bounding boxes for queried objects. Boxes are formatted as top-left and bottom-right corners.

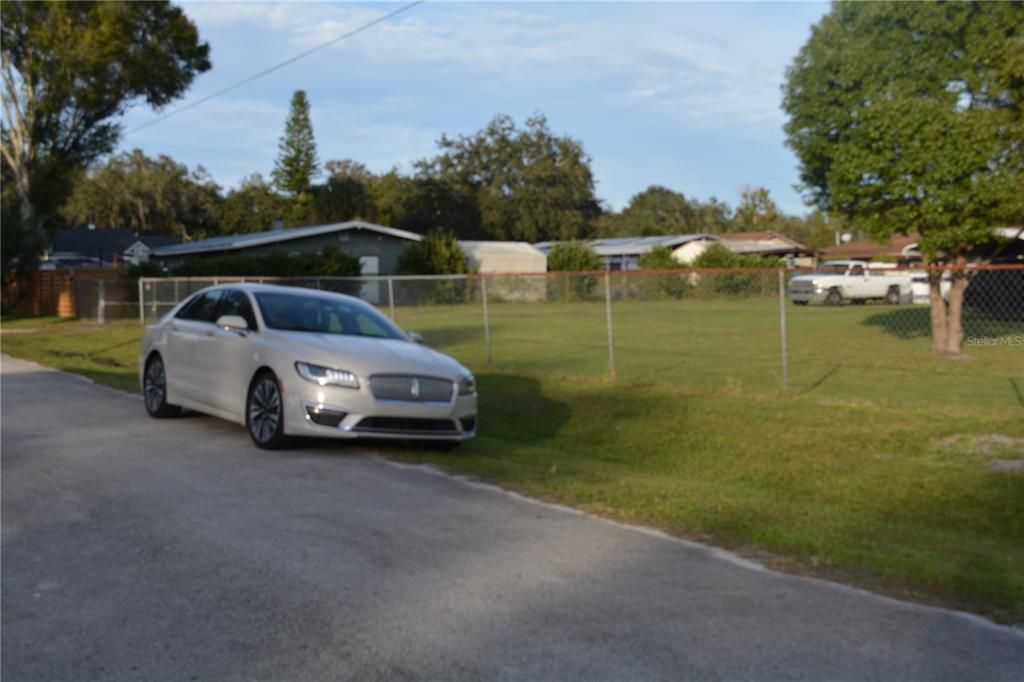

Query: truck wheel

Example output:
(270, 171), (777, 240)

(885, 286), (901, 305)
(825, 288), (843, 306)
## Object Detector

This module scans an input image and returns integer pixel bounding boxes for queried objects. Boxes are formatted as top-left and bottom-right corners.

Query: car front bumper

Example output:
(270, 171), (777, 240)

(280, 373), (477, 441)
(788, 287), (829, 304)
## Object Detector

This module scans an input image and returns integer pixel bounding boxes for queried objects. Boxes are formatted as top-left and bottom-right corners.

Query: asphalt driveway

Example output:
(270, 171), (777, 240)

(2, 354), (1022, 681)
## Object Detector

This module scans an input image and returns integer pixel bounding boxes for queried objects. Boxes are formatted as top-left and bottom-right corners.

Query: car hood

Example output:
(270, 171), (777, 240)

(268, 331), (470, 379)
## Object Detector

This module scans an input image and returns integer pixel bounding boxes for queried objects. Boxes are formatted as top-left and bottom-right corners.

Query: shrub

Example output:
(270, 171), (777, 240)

(396, 229), (469, 304)
(637, 245), (690, 299)
(546, 241), (601, 301)
(396, 228), (467, 275)
(692, 243), (774, 296)
(547, 241), (601, 272)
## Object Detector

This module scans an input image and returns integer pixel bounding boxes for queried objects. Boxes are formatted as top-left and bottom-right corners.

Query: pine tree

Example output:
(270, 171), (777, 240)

(272, 90), (320, 195)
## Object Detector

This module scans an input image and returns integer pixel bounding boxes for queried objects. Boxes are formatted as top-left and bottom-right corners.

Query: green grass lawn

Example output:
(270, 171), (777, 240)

(3, 301), (1023, 622)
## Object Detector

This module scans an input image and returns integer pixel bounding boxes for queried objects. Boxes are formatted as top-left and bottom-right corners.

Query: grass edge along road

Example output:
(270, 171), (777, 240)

(2, 316), (1023, 624)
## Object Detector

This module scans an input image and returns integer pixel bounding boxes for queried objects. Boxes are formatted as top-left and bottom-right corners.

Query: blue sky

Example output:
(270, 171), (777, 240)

(119, 1), (831, 215)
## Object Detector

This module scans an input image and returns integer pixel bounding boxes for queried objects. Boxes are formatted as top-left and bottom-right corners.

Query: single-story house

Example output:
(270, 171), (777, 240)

(534, 234), (719, 271)
(46, 228), (181, 268)
(150, 220), (424, 276)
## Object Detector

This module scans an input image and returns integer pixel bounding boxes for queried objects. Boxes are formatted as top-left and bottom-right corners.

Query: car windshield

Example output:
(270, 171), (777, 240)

(254, 291), (407, 340)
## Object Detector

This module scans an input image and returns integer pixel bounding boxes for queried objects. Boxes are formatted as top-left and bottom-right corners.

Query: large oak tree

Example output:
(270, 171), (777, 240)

(1, 1), (210, 231)
(783, 1), (1024, 355)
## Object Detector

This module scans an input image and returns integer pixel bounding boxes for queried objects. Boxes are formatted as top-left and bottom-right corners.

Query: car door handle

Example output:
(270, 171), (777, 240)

(205, 330), (215, 337)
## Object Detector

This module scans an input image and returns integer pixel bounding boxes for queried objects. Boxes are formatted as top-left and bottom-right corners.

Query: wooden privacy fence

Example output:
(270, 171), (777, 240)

(7, 269), (134, 319)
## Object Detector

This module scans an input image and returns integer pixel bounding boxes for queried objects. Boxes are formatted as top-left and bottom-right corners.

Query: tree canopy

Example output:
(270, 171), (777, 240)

(62, 149), (220, 239)
(417, 114), (600, 242)
(0, 1), (210, 229)
(783, 0), (1024, 354)
(783, 1), (1023, 257)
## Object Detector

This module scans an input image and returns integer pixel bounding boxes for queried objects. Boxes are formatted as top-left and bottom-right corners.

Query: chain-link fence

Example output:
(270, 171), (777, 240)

(78, 266), (1024, 410)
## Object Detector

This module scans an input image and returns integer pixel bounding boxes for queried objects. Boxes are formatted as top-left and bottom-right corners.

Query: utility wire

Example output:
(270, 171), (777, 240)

(125, 0), (425, 136)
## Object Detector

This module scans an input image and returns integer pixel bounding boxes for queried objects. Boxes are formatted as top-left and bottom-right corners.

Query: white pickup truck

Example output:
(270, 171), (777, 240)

(788, 260), (913, 306)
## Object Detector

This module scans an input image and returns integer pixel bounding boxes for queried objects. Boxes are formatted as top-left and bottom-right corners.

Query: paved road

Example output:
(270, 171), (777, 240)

(2, 354), (1022, 681)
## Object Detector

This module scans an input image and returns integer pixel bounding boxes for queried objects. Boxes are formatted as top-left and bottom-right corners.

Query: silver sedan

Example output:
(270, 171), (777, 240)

(138, 283), (477, 449)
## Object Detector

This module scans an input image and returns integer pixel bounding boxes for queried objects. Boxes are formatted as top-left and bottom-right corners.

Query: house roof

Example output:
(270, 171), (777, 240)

(723, 240), (801, 256)
(151, 221), (423, 258)
(51, 228), (135, 258)
(534, 234), (717, 257)
(135, 235), (183, 249)
(718, 231), (811, 252)
(821, 233), (922, 259)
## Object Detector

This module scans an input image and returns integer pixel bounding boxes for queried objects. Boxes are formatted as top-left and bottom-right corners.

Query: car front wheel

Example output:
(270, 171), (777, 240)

(247, 372), (287, 449)
(144, 355), (181, 418)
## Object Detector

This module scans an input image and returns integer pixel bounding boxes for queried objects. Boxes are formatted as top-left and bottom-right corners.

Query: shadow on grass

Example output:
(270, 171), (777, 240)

(416, 325), (484, 348)
(864, 306), (1024, 340)
(861, 307), (931, 339)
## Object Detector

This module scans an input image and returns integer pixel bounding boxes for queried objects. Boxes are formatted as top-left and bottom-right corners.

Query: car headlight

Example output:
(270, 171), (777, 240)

(458, 373), (476, 396)
(295, 362), (360, 389)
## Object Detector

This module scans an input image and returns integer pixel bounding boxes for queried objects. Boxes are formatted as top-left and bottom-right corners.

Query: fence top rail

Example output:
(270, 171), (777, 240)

(137, 262), (1024, 287)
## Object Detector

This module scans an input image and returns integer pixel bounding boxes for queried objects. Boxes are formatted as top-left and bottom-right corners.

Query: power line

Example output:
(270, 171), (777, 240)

(125, 0), (425, 136)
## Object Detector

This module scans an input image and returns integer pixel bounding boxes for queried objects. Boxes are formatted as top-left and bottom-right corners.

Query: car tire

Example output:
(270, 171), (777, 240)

(885, 286), (901, 305)
(143, 355), (181, 419)
(825, 288), (843, 306)
(247, 371), (288, 450)
(793, 300), (808, 306)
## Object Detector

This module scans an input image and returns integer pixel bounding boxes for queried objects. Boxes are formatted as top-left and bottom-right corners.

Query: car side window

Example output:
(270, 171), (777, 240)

(176, 290), (223, 323)
(215, 290), (258, 330)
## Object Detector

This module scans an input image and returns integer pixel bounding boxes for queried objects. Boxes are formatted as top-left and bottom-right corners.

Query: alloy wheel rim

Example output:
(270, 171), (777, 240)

(145, 360), (165, 412)
(250, 379), (281, 443)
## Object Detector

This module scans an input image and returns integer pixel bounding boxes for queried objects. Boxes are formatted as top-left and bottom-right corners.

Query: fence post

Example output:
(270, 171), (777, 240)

(481, 276), (493, 366)
(138, 278), (145, 325)
(604, 270), (616, 381)
(97, 279), (106, 325)
(387, 276), (396, 321)
(778, 269), (789, 391)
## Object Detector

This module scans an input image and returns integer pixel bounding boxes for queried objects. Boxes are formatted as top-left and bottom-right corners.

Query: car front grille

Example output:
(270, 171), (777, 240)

(369, 375), (454, 403)
(354, 417), (459, 435)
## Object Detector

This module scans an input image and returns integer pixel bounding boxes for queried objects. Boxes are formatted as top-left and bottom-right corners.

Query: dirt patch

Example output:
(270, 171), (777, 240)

(934, 433), (1024, 457)
(988, 459), (1024, 473)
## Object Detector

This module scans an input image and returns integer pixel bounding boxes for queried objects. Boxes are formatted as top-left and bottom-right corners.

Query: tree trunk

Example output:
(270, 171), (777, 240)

(927, 256), (949, 355)
(944, 256), (969, 356)
(927, 254), (969, 357)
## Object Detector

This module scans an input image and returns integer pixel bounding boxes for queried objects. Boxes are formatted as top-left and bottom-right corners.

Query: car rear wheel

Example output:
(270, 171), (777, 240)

(825, 288), (843, 306)
(247, 372), (287, 449)
(144, 355), (181, 418)
(885, 286), (901, 305)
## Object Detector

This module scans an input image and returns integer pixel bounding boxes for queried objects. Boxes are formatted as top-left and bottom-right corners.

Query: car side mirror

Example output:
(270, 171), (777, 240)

(408, 331), (424, 344)
(216, 314), (249, 332)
